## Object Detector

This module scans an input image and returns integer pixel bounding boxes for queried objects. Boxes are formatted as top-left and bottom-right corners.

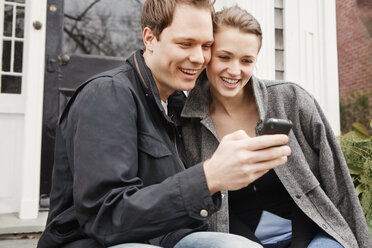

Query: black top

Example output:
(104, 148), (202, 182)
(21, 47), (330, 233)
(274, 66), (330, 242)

(229, 169), (317, 247)
(229, 169), (293, 230)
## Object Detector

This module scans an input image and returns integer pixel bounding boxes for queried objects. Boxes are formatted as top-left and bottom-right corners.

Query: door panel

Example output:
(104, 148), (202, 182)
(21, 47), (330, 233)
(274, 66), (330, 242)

(41, 0), (143, 202)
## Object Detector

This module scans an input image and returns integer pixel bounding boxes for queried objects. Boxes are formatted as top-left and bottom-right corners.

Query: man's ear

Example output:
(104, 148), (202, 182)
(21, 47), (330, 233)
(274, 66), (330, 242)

(143, 27), (156, 52)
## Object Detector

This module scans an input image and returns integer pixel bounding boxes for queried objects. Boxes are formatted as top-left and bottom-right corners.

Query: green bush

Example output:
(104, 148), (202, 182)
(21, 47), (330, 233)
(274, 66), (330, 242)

(340, 90), (371, 135)
(339, 121), (372, 235)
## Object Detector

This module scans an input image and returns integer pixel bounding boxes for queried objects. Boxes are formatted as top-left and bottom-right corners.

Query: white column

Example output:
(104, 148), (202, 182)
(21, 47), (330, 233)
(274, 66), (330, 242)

(284, 0), (340, 135)
(19, 0), (47, 219)
(321, 0), (340, 135)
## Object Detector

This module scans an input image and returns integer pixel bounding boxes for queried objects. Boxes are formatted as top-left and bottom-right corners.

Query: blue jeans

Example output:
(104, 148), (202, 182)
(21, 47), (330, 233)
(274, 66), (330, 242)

(262, 229), (343, 248)
(109, 231), (263, 248)
(110, 244), (161, 248)
(307, 230), (344, 248)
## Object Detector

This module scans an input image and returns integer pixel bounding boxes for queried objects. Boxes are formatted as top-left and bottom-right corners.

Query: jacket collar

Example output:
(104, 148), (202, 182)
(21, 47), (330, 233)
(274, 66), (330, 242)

(181, 71), (268, 127)
(127, 50), (186, 126)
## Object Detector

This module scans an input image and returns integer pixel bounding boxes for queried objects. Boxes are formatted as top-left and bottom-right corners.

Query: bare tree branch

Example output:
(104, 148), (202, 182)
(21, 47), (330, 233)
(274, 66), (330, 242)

(77, 0), (101, 21)
(64, 27), (90, 54)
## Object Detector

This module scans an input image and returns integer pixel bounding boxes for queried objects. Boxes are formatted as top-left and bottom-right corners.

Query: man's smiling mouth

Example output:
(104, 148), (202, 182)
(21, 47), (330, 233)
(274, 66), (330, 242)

(179, 67), (198, 75)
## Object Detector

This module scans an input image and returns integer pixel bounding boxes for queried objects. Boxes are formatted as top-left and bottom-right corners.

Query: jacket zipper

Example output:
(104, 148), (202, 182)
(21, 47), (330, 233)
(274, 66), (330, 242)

(172, 125), (186, 171)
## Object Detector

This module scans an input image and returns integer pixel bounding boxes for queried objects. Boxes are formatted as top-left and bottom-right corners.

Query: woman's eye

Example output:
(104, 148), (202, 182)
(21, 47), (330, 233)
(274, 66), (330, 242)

(242, 59), (253, 64)
(218, 56), (229, 60)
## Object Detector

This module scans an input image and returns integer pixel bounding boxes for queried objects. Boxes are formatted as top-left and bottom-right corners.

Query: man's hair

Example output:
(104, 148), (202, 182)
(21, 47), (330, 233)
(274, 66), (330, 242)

(214, 5), (263, 50)
(141, 0), (215, 39)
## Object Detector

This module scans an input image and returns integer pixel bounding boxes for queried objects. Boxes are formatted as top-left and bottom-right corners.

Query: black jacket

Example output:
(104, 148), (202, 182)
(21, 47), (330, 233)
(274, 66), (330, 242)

(37, 51), (220, 248)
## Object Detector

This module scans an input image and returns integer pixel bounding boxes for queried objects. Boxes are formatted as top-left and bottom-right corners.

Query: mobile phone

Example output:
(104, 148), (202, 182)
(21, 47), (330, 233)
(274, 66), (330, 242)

(262, 118), (293, 135)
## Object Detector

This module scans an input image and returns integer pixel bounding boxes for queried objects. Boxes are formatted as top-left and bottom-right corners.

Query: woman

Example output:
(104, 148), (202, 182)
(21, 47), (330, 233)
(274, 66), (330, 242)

(181, 5), (372, 248)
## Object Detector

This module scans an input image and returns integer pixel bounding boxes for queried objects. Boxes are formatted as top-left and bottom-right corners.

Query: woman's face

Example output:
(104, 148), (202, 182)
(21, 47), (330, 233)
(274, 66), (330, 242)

(207, 26), (261, 99)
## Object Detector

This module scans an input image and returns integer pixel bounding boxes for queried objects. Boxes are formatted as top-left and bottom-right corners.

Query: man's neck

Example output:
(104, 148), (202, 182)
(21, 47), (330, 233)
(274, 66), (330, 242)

(143, 50), (174, 101)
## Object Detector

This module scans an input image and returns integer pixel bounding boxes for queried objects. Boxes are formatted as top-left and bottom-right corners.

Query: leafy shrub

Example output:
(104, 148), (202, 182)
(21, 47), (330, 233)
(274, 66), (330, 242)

(339, 121), (372, 234)
(340, 90), (371, 135)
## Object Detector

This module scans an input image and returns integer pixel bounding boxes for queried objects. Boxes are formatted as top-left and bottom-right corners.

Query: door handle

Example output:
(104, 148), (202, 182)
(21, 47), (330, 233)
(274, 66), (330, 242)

(58, 54), (70, 65)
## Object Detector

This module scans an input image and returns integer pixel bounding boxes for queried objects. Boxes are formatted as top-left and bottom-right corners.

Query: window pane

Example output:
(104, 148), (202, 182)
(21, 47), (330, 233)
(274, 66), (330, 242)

(5, 0), (26, 3)
(15, 6), (25, 38)
(1, 75), (22, 94)
(63, 0), (143, 57)
(275, 29), (284, 50)
(14, 41), (23, 72)
(274, 8), (283, 29)
(275, 0), (283, 8)
(3, 5), (13, 37)
(275, 50), (284, 71)
(275, 71), (284, 80)
(2, 40), (11, 72)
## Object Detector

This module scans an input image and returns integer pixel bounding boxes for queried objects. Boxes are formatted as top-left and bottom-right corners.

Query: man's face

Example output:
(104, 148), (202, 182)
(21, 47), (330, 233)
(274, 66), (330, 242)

(144, 4), (214, 100)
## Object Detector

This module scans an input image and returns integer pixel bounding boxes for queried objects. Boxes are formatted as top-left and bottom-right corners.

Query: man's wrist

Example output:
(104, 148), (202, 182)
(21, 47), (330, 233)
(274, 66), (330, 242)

(203, 159), (220, 195)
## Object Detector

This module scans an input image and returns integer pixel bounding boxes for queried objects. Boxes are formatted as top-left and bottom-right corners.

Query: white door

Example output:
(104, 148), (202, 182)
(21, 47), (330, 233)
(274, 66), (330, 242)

(0, 0), (26, 215)
(0, 0), (47, 219)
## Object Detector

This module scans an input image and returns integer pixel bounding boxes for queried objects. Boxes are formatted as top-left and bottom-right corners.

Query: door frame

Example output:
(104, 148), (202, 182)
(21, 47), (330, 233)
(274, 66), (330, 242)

(18, 0), (47, 219)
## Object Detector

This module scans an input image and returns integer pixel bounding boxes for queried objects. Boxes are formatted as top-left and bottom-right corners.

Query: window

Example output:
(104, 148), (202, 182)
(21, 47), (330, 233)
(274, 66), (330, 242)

(0, 0), (25, 94)
(63, 0), (143, 58)
(275, 0), (284, 80)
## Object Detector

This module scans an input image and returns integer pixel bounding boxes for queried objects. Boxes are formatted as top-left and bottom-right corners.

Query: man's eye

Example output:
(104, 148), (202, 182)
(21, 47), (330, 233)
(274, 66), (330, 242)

(202, 44), (212, 49)
(179, 43), (191, 47)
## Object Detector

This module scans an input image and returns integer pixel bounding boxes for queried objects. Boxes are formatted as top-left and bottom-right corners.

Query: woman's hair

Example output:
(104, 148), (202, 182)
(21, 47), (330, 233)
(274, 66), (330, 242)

(214, 5), (263, 50)
(141, 0), (215, 40)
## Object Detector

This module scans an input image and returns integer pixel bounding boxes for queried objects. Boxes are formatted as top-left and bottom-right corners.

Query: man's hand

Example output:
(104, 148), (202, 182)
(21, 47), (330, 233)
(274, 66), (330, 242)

(203, 130), (291, 195)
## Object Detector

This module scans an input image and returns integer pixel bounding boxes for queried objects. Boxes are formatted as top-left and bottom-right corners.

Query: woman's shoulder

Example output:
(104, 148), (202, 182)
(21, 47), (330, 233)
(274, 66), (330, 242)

(253, 77), (320, 118)
(261, 78), (309, 94)
(256, 78), (316, 102)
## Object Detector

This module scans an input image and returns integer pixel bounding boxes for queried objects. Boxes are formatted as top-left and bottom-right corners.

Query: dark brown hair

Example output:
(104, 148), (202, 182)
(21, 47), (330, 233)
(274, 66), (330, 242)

(214, 5), (263, 49)
(141, 0), (215, 39)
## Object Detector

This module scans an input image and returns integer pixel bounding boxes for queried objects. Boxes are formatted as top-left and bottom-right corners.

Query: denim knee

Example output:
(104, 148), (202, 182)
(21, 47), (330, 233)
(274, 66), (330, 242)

(307, 230), (344, 248)
(174, 231), (263, 248)
(109, 243), (162, 248)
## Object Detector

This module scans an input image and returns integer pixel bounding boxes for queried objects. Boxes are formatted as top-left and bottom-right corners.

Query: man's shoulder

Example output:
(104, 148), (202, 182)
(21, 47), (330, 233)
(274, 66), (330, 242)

(86, 63), (133, 85)
(60, 63), (138, 122)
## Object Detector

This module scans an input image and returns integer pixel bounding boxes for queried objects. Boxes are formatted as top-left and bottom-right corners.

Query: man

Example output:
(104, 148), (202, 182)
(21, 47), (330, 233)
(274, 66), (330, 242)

(37, 0), (290, 247)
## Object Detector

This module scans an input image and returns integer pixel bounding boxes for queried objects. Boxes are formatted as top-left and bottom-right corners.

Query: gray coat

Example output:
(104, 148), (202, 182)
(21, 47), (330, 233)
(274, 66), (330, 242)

(181, 74), (372, 248)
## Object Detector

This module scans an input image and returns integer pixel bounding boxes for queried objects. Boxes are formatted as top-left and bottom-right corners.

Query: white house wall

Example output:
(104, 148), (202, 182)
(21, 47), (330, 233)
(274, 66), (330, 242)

(284, 0), (340, 135)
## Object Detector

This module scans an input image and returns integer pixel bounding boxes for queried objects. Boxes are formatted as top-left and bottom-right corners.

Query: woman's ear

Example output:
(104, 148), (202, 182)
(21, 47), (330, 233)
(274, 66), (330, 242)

(143, 27), (156, 52)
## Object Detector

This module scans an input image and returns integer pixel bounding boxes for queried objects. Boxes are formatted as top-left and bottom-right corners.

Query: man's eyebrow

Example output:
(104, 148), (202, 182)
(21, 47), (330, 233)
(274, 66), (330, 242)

(174, 37), (214, 43)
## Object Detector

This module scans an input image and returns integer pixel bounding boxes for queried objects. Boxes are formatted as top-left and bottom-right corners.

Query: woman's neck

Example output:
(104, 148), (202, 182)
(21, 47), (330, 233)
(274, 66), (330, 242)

(209, 84), (255, 117)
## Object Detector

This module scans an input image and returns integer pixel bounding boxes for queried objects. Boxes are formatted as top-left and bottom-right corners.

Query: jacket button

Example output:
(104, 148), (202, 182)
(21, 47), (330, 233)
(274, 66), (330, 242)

(295, 194), (301, 199)
(200, 209), (208, 217)
(322, 224), (328, 230)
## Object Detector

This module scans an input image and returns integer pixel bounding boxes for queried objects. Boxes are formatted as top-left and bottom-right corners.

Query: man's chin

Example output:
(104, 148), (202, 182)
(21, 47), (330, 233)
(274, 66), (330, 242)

(178, 80), (197, 91)
(178, 85), (196, 92)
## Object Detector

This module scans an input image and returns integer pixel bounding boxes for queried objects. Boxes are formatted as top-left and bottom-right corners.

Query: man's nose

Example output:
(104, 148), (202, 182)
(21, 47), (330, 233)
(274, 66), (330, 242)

(189, 46), (205, 64)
